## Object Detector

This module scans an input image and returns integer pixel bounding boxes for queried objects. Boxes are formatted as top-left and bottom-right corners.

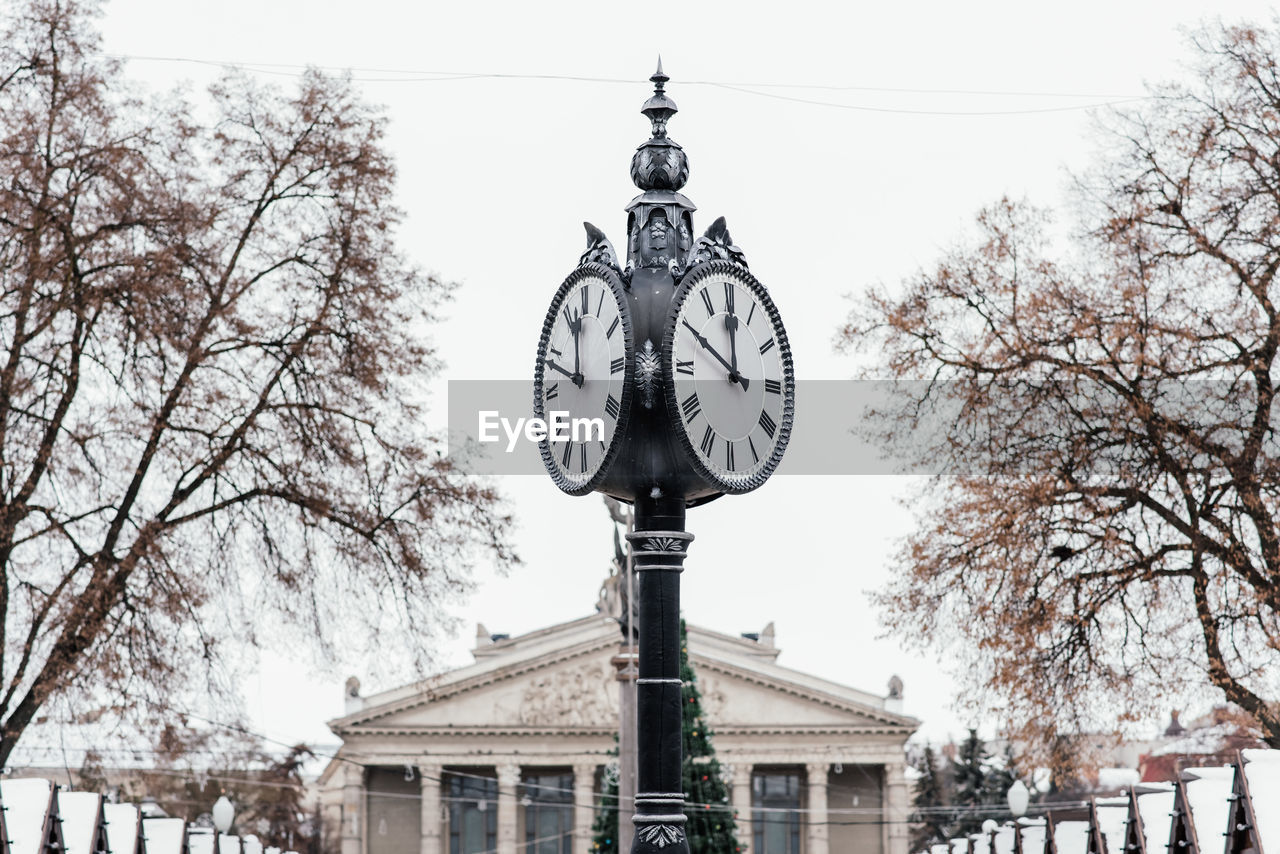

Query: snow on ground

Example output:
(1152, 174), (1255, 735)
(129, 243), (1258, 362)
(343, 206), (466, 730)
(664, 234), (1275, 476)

(1, 778), (53, 854)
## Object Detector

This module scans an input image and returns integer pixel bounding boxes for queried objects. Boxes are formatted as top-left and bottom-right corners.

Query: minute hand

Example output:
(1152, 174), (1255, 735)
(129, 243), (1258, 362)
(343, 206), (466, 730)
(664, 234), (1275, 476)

(681, 319), (750, 390)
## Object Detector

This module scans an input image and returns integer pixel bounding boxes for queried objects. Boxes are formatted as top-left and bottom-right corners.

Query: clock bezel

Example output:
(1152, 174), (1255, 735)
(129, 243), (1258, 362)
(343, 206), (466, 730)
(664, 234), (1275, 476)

(661, 259), (795, 495)
(533, 262), (635, 496)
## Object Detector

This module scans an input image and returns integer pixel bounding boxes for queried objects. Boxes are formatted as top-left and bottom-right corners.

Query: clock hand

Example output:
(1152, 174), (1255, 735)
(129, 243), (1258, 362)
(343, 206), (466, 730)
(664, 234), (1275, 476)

(571, 308), (584, 388)
(681, 319), (750, 391)
(545, 359), (576, 381)
(725, 313), (740, 378)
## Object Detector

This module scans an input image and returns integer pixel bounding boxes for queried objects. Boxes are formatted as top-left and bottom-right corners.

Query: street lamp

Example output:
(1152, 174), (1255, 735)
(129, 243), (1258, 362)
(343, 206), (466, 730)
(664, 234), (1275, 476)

(212, 795), (237, 853)
(1007, 780), (1029, 817)
(213, 795), (235, 833)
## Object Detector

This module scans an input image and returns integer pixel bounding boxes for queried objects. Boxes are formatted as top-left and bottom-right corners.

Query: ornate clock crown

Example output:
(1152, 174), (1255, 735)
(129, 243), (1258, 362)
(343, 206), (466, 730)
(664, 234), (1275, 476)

(630, 58), (688, 191)
(626, 59), (697, 271)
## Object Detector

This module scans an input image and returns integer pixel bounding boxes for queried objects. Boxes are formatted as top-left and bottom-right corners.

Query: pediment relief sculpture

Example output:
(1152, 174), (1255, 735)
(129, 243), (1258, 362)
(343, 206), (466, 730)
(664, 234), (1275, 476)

(519, 661), (617, 727)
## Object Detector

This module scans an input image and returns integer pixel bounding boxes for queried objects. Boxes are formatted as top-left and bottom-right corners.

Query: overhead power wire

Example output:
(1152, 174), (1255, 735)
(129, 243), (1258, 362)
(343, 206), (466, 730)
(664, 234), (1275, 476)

(95, 54), (1151, 116)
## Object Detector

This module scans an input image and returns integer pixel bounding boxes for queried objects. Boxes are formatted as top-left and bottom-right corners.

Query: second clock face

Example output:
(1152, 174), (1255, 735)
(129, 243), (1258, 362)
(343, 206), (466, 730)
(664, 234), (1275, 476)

(663, 261), (794, 494)
(533, 264), (633, 495)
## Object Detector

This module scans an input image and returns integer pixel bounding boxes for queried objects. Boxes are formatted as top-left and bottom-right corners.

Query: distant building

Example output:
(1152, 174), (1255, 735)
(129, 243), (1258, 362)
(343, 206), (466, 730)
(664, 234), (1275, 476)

(318, 614), (918, 854)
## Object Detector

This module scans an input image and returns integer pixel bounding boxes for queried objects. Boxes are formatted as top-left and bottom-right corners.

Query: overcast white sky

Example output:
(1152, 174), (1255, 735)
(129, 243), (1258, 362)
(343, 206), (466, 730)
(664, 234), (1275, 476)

(90, 0), (1280, 754)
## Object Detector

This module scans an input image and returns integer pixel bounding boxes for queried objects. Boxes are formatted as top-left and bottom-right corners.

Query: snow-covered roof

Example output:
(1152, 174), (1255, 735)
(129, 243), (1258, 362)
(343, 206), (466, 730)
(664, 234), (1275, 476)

(993, 824), (1017, 854)
(950, 836), (970, 854)
(1054, 820), (1090, 854)
(143, 817), (187, 854)
(1183, 766), (1233, 852)
(103, 803), (141, 854)
(1018, 819), (1047, 854)
(1242, 749), (1280, 854)
(1097, 768), (1140, 790)
(58, 791), (102, 854)
(1136, 787), (1175, 854)
(1150, 724), (1236, 757)
(1, 778), (54, 854)
(243, 836), (265, 854)
(1094, 801), (1128, 854)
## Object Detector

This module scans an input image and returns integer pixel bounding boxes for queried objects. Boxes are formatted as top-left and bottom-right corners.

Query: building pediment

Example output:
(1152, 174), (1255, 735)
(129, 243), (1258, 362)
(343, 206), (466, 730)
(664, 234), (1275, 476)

(330, 616), (916, 737)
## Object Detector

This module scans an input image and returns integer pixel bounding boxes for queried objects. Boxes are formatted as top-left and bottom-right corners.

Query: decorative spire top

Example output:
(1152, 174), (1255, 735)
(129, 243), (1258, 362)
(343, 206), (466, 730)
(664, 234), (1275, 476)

(631, 58), (689, 191)
(641, 57), (677, 138)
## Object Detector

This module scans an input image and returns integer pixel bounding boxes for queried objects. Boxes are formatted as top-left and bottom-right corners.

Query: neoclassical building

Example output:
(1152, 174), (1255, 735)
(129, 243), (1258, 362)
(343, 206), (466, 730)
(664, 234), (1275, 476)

(318, 614), (917, 854)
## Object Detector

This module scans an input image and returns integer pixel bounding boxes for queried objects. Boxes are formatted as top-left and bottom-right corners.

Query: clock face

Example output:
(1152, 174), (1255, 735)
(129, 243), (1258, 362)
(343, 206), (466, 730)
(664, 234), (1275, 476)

(662, 260), (794, 494)
(533, 263), (633, 495)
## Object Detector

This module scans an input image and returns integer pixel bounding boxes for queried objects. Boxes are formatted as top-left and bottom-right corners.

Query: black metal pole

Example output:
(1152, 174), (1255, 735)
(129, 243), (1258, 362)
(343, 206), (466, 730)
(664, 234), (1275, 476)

(626, 493), (691, 854)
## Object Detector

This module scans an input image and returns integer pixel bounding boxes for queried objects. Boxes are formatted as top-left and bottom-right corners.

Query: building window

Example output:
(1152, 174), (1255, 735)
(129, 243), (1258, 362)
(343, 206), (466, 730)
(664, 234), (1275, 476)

(522, 770), (573, 854)
(447, 770), (497, 854)
(753, 770), (802, 854)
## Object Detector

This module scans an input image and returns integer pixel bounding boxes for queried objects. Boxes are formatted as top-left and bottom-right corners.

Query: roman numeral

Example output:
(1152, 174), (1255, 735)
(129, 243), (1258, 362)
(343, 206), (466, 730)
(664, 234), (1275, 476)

(607, 316), (620, 339)
(681, 392), (701, 423)
(605, 394), (620, 419)
(676, 359), (694, 376)
(758, 410), (777, 438)
(765, 379), (781, 395)
(561, 442), (572, 467)
(700, 288), (715, 316)
(580, 444), (588, 473)
(581, 287), (590, 316)
(596, 289), (605, 317)
(726, 440), (735, 471)
(749, 436), (759, 463)
(550, 347), (563, 356)
(546, 383), (559, 400)
(610, 356), (624, 375)
(747, 302), (756, 325)
(759, 337), (776, 354)
(724, 282), (735, 313)
(700, 424), (716, 456)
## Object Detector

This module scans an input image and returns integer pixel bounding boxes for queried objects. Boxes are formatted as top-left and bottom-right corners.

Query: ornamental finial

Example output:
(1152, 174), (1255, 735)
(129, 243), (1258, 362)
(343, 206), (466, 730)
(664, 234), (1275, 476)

(641, 57), (677, 140)
(631, 60), (688, 191)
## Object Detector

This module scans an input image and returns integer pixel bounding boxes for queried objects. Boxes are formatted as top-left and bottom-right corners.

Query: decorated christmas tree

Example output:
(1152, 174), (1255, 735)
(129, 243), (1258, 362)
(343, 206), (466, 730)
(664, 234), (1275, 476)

(591, 756), (621, 853)
(680, 619), (744, 854)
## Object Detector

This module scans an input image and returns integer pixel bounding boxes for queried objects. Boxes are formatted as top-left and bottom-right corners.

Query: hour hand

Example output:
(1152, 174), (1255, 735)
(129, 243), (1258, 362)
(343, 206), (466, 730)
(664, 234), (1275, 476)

(681, 319), (749, 391)
(545, 359), (577, 382)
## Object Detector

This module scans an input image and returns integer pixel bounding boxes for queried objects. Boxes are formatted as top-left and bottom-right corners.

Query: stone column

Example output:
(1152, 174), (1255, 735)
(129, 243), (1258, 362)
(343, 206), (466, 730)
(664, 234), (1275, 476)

(884, 761), (910, 854)
(611, 645), (639, 854)
(730, 764), (753, 847)
(418, 764), (443, 854)
(806, 763), (829, 854)
(497, 763), (520, 854)
(341, 762), (365, 854)
(573, 763), (597, 854)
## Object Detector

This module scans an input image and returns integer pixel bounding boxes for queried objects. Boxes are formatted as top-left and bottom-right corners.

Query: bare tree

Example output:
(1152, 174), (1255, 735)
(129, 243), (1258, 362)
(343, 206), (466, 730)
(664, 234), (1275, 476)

(843, 22), (1280, 760)
(0, 0), (515, 765)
